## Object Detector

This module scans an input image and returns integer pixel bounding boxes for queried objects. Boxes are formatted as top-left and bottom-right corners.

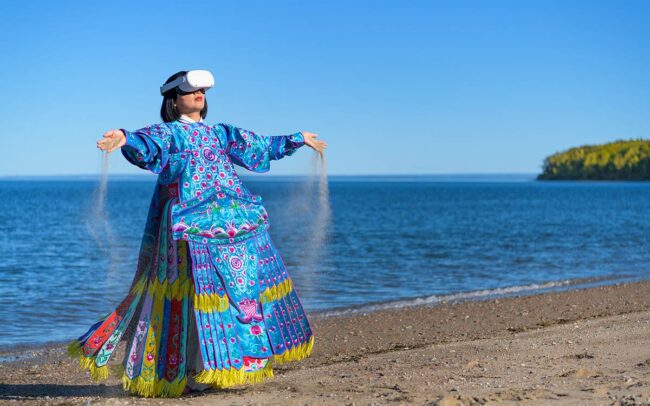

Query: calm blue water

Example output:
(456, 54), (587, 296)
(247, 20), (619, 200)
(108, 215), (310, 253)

(1, 175), (650, 348)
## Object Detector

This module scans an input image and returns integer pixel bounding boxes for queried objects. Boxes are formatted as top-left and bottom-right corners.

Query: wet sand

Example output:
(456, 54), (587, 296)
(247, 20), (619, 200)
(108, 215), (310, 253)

(2, 281), (650, 405)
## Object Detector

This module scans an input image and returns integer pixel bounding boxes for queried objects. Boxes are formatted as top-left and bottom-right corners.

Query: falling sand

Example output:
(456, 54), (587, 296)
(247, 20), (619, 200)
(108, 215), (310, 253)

(86, 150), (331, 278)
(85, 152), (119, 273)
(308, 151), (332, 258)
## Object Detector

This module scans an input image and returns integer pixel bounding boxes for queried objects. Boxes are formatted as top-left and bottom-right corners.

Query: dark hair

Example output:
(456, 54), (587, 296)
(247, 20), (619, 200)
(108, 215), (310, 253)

(160, 70), (209, 122)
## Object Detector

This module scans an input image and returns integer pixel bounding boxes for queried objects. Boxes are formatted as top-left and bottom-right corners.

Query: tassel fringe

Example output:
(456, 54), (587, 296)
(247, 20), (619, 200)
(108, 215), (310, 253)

(69, 338), (186, 398)
(80, 356), (109, 381)
(260, 279), (293, 304)
(156, 376), (188, 398)
(148, 277), (191, 301)
(67, 341), (83, 358)
(194, 366), (245, 387)
(67, 273), (312, 398)
(241, 362), (274, 385)
(194, 292), (230, 312)
(122, 375), (155, 397)
(194, 361), (274, 389)
(273, 336), (315, 365)
(68, 334), (313, 397)
(68, 340), (110, 381)
(122, 374), (188, 398)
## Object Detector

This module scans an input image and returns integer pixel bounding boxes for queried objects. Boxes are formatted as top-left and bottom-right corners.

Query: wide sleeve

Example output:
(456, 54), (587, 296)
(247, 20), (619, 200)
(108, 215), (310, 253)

(120, 123), (173, 174)
(215, 123), (305, 173)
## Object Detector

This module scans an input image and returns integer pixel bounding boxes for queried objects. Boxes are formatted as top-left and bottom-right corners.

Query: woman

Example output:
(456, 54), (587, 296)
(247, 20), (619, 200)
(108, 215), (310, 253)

(68, 70), (327, 397)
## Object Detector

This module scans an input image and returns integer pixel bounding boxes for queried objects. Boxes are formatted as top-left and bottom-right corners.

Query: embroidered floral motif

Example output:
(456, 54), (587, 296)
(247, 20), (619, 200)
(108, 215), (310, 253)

(70, 121), (312, 398)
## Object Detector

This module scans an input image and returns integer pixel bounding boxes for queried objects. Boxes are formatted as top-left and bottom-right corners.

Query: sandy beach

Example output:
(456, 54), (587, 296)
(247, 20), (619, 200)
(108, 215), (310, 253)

(2, 281), (650, 405)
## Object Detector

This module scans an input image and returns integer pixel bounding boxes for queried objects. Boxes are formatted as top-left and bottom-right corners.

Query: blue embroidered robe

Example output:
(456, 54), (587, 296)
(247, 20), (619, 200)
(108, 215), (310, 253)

(68, 120), (314, 397)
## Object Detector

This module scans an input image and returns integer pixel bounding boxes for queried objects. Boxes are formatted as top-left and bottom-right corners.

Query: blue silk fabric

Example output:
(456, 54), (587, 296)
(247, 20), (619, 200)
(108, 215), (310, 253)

(69, 120), (313, 397)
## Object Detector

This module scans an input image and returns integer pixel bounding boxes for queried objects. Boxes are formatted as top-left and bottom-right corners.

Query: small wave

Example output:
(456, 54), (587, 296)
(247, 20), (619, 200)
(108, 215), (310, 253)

(313, 275), (633, 318)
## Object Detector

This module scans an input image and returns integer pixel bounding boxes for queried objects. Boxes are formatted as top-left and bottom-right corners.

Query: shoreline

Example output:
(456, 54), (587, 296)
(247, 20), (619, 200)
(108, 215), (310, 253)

(0, 274), (639, 358)
(2, 280), (650, 404)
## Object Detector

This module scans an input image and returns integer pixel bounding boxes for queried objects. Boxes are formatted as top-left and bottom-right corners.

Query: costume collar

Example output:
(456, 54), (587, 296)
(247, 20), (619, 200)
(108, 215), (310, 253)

(178, 114), (203, 124)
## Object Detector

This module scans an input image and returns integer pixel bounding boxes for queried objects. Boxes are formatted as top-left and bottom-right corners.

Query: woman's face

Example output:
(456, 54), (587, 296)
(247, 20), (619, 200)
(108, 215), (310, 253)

(175, 89), (205, 114)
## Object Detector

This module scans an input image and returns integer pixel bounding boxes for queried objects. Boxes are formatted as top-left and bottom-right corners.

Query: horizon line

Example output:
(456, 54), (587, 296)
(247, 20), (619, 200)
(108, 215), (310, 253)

(0, 172), (539, 180)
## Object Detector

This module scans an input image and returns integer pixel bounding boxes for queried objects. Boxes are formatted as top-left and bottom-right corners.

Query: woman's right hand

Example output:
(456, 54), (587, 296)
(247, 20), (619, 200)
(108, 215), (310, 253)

(97, 129), (126, 153)
(302, 131), (327, 154)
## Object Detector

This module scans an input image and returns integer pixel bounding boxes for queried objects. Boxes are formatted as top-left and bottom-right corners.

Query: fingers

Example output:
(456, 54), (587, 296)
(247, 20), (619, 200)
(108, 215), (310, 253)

(310, 140), (327, 152)
(311, 140), (327, 153)
(303, 132), (326, 149)
(103, 129), (122, 138)
(98, 130), (124, 151)
(97, 137), (118, 152)
(97, 140), (109, 151)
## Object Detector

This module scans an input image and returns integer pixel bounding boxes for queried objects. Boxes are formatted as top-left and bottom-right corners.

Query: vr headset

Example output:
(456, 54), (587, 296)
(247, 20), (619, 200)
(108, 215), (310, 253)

(160, 70), (215, 95)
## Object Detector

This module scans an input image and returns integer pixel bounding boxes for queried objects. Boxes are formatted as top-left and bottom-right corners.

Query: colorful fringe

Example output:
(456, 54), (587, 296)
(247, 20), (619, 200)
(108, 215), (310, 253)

(273, 335), (314, 365)
(66, 273), (148, 380)
(194, 292), (230, 313)
(190, 335), (315, 389)
(260, 278), (293, 304)
(195, 361), (275, 388)
(68, 184), (314, 398)
(67, 340), (109, 381)
(122, 372), (188, 398)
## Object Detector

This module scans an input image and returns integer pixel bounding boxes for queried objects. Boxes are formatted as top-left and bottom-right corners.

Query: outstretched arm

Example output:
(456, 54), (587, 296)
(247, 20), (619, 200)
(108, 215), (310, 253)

(215, 124), (327, 172)
(97, 124), (172, 174)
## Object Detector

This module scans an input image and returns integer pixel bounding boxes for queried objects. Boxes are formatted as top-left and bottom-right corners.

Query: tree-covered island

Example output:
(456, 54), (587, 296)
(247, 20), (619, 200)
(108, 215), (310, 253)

(538, 139), (650, 180)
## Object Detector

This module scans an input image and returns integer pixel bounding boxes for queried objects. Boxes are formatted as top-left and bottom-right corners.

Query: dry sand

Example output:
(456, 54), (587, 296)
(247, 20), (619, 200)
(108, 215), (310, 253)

(2, 281), (650, 405)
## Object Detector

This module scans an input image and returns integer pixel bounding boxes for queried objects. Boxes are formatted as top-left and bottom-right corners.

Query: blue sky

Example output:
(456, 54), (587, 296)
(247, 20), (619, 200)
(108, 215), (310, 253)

(1, 0), (648, 176)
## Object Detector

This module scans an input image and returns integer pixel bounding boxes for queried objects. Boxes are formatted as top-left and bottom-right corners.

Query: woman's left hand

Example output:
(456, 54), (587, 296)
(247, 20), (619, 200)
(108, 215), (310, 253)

(97, 129), (126, 153)
(302, 132), (327, 154)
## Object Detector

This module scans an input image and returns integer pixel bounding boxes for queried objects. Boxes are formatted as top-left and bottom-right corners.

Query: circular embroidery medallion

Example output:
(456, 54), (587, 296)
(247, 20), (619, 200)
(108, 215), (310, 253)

(230, 256), (243, 270)
(202, 148), (216, 162)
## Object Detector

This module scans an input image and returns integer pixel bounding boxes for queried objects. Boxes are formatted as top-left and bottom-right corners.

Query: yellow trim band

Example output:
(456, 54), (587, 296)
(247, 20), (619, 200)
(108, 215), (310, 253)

(194, 361), (274, 388)
(260, 279), (293, 304)
(194, 292), (230, 312)
(122, 374), (188, 398)
(273, 335), (315, 365)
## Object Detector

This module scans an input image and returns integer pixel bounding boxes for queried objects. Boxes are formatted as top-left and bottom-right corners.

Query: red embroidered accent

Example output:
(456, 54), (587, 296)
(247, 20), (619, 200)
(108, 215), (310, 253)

(164, 298), (183, 381)
(167, 182), (179, 198)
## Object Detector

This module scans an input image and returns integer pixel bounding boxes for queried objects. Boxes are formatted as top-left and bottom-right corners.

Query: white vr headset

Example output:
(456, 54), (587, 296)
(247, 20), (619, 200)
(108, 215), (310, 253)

(160, 70), (215, 95)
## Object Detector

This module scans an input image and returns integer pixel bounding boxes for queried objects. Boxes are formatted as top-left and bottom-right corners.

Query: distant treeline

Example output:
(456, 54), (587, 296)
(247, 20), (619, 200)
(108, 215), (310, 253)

(538, 139), (650, 180)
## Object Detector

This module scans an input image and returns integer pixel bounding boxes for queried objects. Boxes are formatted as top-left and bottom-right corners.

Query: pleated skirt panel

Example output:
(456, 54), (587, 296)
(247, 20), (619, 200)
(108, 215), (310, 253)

(68, 186), (314, 398)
